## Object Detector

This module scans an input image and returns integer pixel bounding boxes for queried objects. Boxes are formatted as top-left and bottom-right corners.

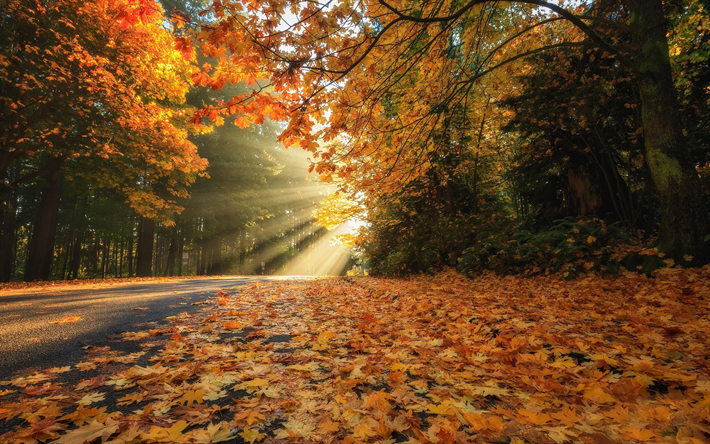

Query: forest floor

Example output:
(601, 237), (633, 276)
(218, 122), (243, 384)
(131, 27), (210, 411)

(1, 268), (709, 444)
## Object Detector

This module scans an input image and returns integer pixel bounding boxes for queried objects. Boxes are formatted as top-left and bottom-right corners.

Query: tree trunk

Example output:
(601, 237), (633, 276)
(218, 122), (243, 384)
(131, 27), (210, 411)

(101, 237), (110, 278)
(24, 164), (62, 281)
(209, 235), (222, 275)
(69, 230), (82, 280)
(165, 227), (178, 277)
(128, 218), (134, 277)
(136, 216), (154, 277)
(177, 232), (184, 276)
(626, 0), (709, 261)
(0, 175), (18, 282)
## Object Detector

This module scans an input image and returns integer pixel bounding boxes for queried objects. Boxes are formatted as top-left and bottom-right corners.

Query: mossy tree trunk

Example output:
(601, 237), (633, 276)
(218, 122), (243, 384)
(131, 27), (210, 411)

(626, 0), (709, 261)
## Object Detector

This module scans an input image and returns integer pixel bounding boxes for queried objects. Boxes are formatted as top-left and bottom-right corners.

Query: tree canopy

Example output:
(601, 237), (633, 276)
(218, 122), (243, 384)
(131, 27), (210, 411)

(192, 0), (710, 263)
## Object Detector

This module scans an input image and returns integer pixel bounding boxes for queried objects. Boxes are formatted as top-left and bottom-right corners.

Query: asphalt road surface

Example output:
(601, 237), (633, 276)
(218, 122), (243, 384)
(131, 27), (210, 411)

(0, 276), (270, 380)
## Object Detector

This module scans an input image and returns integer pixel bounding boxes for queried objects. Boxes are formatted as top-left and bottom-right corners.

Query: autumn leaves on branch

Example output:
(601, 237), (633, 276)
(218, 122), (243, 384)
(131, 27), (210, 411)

(1, 0), (205, 220)
(188, 0), (709, 263)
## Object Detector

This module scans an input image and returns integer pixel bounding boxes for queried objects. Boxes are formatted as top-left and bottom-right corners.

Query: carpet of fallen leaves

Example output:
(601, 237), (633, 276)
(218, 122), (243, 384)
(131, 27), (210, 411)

(1, 268), (710, 444)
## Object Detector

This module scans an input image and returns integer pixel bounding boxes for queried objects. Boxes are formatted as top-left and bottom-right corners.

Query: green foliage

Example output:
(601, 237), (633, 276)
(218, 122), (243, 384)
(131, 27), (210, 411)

(458, 217), (633, 278)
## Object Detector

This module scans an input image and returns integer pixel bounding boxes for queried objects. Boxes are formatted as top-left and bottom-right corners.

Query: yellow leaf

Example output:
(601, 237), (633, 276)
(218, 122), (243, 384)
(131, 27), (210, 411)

(583, 387), (615, 404)
(78, 392), (105, 406)
(352, 422), (377, 440)
(318, 418), (341, 434)
(177, 389), (204, 406)
(622, 426), (655, 441)
(238, 378), (269, 393)
(224, 321), (243, 330)
(206, 422), (234, 443)
(462, 412), (506, 432)
(365, 389), (393, 412)
(55, 421), (118, 444)
(239, 428), (266, 443)
(141, 420), (188, 442)
(427, 403), (454, 416)
(234, 410), (266, 426)
(285, 364), (317, 372)
(517, 409), (551, 425)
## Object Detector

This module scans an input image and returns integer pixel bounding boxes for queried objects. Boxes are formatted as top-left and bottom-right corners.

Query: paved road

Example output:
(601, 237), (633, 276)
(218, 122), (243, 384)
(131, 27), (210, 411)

(0, 276), (269, 380)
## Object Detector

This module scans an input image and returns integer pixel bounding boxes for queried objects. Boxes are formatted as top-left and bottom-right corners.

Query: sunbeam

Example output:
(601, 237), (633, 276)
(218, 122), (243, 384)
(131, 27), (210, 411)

(277, 224), (353, 276)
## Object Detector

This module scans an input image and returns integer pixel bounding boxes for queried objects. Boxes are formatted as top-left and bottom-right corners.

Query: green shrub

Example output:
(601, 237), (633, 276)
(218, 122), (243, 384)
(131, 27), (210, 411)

(458, 217), (633, 278)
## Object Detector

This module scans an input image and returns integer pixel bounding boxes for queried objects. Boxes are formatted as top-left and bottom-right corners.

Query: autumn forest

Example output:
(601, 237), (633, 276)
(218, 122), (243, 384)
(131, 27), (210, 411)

(2, 1), (710, 443)
(1, 0), (710, 282)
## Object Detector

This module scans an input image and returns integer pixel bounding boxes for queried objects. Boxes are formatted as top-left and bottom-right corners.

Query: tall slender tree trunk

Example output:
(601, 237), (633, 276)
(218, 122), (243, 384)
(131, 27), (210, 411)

(239, 229), (246, 270)
(69, 230), (82, 280)
(165, 227), (178, 277)
(626, 0), (709, 261)
(127, 217), (134, 277)
(177, 232), (184, 276)
(24, 163), (62, 281)
(68, 196), (86, 280)
(136, 216), (154, 277)
(101, 237), (110, 278)
(0, 170), (18, 282)
(154, 233), (162, 277)
(209, 235), (222, 275)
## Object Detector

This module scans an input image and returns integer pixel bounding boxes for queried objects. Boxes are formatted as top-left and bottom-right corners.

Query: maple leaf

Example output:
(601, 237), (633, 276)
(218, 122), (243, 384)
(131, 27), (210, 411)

(140, 420), (189, 442)
(176, 389), (204, 406)
(237, 378), (270, 393)
(54, 421), (118, 444)
(622, 426), (655, 441)
(517, 409), (552, 425)
(352, 422), (378, 440)
(583, 386), (615, 404)
(234, 410), (265, 426)
(117, 391), (145, 406)
(224, 321), (244, 330)
(77, 391), (105, 406)
(427, 402), (454, 416)
(275, 419), (315, 438)
(318, 418), (341, 434)
(205, 422), (235, 443)
(462, 413), (506, 432)
(103, 424), (141, 444)
(235, 115), (251, 129)
(365, 389), (393, 412)
(239, 428), (267, 443)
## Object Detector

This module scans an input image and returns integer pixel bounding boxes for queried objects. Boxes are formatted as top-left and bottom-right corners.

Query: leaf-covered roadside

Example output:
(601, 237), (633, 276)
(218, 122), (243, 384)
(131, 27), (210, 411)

(1, 270), (709, 443)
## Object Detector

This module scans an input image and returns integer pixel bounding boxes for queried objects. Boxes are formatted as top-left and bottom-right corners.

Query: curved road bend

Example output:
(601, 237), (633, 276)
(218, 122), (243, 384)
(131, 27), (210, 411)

(0, 276), (271, 380)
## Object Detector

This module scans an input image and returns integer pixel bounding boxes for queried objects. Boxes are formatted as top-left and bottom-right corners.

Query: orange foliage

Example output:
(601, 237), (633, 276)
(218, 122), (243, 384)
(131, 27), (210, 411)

(0, 0), (205, 219)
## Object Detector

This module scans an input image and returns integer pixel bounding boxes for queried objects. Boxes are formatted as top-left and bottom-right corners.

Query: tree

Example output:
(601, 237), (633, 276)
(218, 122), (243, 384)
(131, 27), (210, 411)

(0, 0), (206, 280)
(192, 0), (709, 261)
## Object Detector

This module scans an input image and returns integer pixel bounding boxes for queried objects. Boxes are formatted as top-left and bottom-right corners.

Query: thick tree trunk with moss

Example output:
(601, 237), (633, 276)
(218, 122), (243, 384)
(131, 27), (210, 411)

(626, 0), (709, 261)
